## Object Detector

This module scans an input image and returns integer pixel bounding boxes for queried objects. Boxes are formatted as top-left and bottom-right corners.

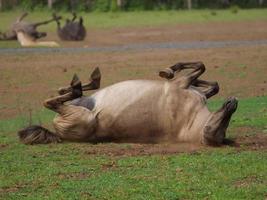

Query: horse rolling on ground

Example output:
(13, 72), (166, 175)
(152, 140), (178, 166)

(53, 13), (86, 41)
(18, 62), (238, 146)
(0, 12), (60, 41)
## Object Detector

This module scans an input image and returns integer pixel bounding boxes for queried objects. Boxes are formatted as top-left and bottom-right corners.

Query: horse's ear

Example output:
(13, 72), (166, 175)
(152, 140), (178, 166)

(90, 67), (101, 81)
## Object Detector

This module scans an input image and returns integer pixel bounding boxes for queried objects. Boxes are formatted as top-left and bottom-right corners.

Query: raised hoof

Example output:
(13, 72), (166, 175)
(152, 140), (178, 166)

(222, 97), (238, 114)
(70, 74), (82, 98)
(90, 67), (101, 81)
(159, 68), (174, 79)
(70, 74), (80, 87)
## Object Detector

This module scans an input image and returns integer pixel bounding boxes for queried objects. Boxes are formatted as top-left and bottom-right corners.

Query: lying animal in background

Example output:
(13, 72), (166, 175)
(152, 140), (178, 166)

(18, 62), (238, 146)
(0, 12), (60, 41)
(16, 30), (59, 47)
(53, 13), (86, 41)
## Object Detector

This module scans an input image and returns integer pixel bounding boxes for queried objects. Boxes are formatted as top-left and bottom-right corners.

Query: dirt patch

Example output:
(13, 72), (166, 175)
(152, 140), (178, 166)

(101, 161), (118, 171)
(80, 133), (267, 157)
(0, 45), (266, 119)
(234, 175), (266, 188)
(0, 144), (9, 150)
(84, 143), (203, 157)
(235, 134), (267, 151)
(0, 184), (25, 194)
(46, 20), (267, 48)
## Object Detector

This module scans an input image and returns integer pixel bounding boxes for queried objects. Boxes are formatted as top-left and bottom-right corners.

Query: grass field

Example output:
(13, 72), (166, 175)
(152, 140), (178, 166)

(0, 9), (267, 199)
(0, 9), (267, 30)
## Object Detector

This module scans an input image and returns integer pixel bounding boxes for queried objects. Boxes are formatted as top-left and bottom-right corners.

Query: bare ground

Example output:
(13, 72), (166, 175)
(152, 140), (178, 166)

(0, 45), (266, 119)
(58, 131), (267, 157)
(44, 20), (267, 47)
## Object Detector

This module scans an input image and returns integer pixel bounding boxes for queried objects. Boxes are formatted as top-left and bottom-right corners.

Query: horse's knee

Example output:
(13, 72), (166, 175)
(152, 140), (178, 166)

(195, 62), (205, 73)
(43, 99), (58, 110)
(43, 99), (52, 109)
(212, 82), (219, 94)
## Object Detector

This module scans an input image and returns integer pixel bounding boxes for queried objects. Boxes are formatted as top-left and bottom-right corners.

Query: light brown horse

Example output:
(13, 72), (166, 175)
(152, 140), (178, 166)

(18, 62), (238, 146)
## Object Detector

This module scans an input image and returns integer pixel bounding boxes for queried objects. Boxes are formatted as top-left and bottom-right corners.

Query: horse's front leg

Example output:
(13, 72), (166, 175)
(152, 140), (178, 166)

(44, 74), (82, 112)
(203, 97), (238, 145)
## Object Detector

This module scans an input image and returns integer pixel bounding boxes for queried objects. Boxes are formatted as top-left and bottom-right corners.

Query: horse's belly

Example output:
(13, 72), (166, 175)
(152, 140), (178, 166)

(96, 102), (165, 143)
(93, 83), (168, 142)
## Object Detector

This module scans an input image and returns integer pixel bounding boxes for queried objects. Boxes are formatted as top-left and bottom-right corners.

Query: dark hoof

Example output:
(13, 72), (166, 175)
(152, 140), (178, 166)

(90, 67), (101, 80)
(70, 74), (80, 87)
(71, 74), (82, 98)
(223, 97), (238, 113)
(159, 68), (174, 79)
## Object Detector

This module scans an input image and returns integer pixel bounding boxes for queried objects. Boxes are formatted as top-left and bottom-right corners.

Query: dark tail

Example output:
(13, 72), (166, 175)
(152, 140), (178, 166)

(18, 125), (62, 145)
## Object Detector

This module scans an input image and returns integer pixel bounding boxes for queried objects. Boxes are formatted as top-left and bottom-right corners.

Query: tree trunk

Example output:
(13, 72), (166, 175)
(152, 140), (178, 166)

(0, 0), (2, 11)
(48, 0), (53, 9)
(117, 0), (123, 8)
(259, 0), (264, 6)
(70, 0), (78, 10)
(186, 0), (192, 10)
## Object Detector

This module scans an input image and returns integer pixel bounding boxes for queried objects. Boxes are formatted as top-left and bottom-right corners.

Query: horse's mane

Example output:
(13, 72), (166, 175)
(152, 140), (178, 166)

(18, 125), (61, 145)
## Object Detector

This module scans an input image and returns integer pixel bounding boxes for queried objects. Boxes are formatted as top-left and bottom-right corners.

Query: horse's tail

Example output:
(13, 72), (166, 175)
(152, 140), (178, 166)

(18, 125), (62, 145)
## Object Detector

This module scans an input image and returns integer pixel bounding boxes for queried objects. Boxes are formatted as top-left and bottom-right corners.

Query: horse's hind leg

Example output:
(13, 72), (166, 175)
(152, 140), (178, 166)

(159, 62), (201, 79)
(58, 67), (101, 95)
(191, 79), (219, 99)
(44, 74), (82, 113)
(203, 97), (238, 146)
(167, 62), (206, 89)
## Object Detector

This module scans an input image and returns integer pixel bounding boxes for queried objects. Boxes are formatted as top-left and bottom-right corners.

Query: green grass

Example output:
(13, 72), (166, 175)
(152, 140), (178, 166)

(1, 9), (266, 48)
(208, 96), (267, 128)
(0, 9), (267, 31)
(0, 96), (266, 199)
(1, 146), (266, 199)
